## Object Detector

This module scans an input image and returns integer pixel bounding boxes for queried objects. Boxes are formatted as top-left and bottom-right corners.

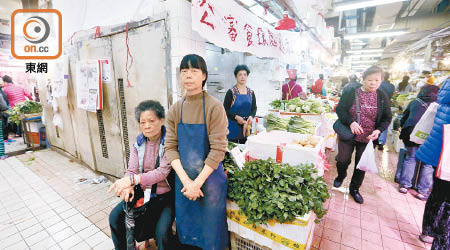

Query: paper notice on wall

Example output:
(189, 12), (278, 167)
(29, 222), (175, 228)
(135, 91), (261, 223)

(99, 58), (112, 82)
(76, 60), (103, 112)
(53, 56), (69, 97)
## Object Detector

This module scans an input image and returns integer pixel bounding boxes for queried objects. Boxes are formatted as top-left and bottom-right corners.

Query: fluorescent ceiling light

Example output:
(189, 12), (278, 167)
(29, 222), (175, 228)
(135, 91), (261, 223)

(344, 30), (408, 40)
(334, 0), (409, 12)
(263, 13), (279, 24)
(350, 54), (382, 58)
(347, 49), (384, 54)
(240, 0), (257, 7)
(249, 4), (265, 17)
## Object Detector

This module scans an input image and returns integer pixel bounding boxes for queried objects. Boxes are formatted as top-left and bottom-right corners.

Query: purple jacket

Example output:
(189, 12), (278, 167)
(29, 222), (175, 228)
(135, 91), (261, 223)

(126, 133), (171, 194)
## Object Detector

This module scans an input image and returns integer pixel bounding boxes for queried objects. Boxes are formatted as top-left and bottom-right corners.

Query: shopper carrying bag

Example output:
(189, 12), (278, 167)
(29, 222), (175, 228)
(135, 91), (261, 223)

(410, 102), (438, 144)
(333, 66), (392, 204)
(356, 139), (378, 173)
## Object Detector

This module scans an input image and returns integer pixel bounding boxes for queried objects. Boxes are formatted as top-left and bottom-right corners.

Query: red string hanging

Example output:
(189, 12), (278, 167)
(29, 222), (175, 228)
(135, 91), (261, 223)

(125, 23), (134, 87)
(68, 31), (78, 45)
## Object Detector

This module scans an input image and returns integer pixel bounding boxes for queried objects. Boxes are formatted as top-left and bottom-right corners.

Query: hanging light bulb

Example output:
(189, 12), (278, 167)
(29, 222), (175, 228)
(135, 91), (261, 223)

(275, 11), (296, 30)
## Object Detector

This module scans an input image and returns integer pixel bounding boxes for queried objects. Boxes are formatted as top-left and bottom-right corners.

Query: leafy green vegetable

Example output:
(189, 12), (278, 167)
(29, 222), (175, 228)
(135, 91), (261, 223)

(266, 114), (317, 135)
(288, 116), (316, 134)
(227, 158), (330, 225)
(269, 98), (330, 114)
(265, 114), (289, 132)
(7, 100), (42, 124)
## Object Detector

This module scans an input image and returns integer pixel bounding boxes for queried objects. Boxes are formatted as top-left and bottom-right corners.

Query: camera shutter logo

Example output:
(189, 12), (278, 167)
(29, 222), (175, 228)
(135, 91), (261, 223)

(11, 9), (62, 59)
(23, 16), (50, 44)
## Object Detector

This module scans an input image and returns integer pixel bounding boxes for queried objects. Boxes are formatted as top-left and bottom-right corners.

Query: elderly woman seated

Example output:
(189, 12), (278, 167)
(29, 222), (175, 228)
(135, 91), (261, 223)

(108, 100), (175, 250)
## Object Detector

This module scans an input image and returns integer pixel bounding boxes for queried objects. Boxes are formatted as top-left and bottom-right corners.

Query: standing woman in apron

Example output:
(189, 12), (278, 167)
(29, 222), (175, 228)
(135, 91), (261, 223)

(223, 65), (257, 144)
(165, 54), (229, 250)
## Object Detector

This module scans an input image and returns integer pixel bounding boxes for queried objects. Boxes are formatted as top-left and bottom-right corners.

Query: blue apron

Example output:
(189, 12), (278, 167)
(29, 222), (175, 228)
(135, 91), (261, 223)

(176, 93), (229, 250)
(227, 87), (252, 141)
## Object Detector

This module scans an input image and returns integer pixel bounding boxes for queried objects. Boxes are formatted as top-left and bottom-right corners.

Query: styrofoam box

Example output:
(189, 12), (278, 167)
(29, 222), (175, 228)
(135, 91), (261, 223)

(247, 130), (324, 169)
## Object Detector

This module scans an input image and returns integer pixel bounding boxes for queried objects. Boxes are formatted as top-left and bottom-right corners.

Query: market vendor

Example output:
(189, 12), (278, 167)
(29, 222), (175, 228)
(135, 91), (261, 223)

(223, 65), (257, 144)
(312, 74), (325, 95)
(282, 69), (303, 100)
(165, 54), (229, 250)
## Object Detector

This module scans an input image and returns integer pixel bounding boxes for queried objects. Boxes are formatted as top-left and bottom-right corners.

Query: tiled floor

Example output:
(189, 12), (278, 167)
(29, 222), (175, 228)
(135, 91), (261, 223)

(1, 146), (433, 250)
(313, 148), (433, 250)
(0, 150), (116, 250)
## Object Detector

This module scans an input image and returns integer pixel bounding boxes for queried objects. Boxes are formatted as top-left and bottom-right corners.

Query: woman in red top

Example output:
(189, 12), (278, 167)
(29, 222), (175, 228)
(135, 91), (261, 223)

(1, 75), (32, 108)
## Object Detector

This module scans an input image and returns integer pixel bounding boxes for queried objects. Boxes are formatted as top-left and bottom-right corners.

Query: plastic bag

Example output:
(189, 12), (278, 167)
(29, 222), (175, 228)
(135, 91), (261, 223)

(410, 102), (438, 144)
(356, 140), (378, 173)
(436, 124), (450, 181)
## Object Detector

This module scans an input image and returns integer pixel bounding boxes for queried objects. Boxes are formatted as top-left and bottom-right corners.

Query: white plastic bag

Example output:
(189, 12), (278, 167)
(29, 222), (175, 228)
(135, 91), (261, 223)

(356, 140), (378, 173)
(436, 124), (450, 181)
(410, 102), (438, 144)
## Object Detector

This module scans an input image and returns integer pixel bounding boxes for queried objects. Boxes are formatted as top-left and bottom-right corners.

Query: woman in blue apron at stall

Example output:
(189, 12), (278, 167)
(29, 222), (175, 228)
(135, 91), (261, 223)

(165, 54), (229, 250)
(223, 65), (257, 144)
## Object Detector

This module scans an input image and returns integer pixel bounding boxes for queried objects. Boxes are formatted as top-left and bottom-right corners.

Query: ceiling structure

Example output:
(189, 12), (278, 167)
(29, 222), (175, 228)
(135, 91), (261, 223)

(325, 0), (449, 72)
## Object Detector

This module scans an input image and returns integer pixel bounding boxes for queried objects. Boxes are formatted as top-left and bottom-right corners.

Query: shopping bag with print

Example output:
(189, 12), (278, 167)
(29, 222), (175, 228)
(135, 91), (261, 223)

(356, 140), (378, 174)
(436, 124), (450, 181)
(410, 102), (439, 144)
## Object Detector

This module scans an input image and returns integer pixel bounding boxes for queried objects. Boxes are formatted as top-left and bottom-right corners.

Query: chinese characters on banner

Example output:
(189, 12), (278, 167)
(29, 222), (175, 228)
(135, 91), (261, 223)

(75, 60), (103, 112)
(192, 0), (303, 62)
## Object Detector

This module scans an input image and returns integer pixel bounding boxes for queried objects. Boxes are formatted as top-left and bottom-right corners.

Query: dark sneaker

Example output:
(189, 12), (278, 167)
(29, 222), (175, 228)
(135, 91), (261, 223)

(333, 178), (343, 188)
(419, 234), (433, 243)
(377, 144), (384, 150)
(398, 186), (408, 194)
(350, 189), (364, 204)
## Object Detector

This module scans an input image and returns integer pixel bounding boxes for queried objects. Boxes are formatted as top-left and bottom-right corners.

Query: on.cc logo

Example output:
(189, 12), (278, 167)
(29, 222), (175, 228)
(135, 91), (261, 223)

(23, 16), (50, 44)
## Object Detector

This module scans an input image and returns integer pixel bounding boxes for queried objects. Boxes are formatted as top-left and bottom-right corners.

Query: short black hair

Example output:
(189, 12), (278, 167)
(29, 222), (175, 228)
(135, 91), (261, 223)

(384, 72), (390, 81)
(422, 70), (431, 75)
(234, 65), (250, 77)
(362, 65), (384, 80)
(349, 74), (358, 82)
(2, 75), (12, 83)
(180, 54), (208, 87)
(135, 100), (165, 122)
(319, 74), (324, 79)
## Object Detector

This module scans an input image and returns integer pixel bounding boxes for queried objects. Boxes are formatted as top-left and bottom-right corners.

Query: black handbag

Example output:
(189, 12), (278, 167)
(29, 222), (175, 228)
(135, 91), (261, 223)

(124, 150), (174, 244)
(333, 89), (361, 141)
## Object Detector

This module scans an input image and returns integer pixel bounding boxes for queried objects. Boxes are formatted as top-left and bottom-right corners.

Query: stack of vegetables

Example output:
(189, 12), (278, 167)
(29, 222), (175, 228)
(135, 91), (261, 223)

(266, 114), (317, 135)
(8, 100), (42, 124)
(225, 154), (330, 225)
(269, 97), (330, 114)
(287, 116), (316, 135)
(393, 93), (416, 110)
(266, 114), (290, 132)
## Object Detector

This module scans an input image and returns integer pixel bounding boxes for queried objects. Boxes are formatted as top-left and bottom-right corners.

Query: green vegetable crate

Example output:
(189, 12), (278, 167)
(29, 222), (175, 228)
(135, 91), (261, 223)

(227, 200), (315, 250)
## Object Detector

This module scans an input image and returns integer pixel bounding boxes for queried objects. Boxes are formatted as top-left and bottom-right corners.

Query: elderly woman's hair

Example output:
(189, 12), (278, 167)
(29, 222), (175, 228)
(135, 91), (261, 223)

(362, 66), (384, 80)
(135, 100), (165, 122)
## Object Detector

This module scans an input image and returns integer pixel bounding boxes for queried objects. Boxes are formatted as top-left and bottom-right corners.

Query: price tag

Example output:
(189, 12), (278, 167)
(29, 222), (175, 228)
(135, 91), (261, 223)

(144, 189), (152, 203)
(230, 147), (245, 169)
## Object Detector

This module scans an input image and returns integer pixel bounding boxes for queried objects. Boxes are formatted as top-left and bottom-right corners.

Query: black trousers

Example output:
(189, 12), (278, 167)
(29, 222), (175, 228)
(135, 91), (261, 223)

(336, 138), (373, 190)
(422, 177), (450, 250)
(110, 200), (176, 250)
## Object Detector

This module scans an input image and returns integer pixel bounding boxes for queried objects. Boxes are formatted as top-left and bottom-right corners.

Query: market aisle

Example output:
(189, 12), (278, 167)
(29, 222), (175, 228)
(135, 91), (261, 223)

(0, 151), (115, 250)
(313, 148), (433, 250)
